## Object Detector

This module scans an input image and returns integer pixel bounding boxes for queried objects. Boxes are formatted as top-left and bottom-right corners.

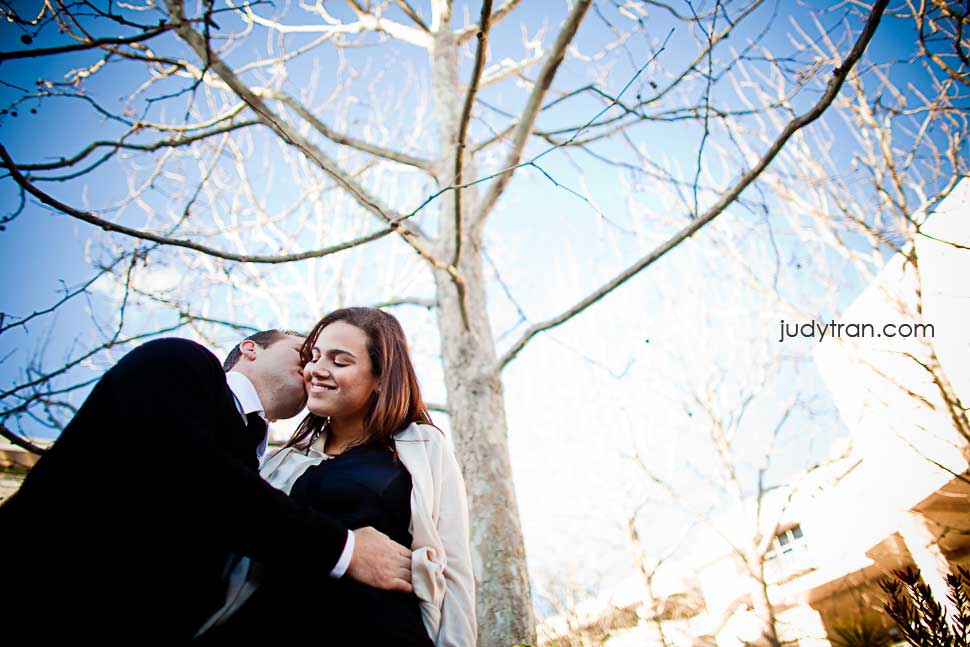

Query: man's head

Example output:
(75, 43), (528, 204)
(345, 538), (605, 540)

(224, 329), (307, 421)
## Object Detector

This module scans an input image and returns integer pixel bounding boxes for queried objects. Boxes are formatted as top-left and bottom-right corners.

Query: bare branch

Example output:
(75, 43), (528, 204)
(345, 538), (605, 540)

(426, 402), (449, 414)
(7, 120), (258, 174)
(371, 298), (438, 310)
(0, 24), (173, 62)
(0, 422), (48, 455)
(0, 143), (408, 264)
(266, 91), (434, 173)
(475, 0), (592, 225)
(453, 0), (493, 268)
(164, 1), (415, 233)
(395, 0), (430, 32)
(341, 0), (433, 47)
(897, 432), (970, 485)
(917, 229), (970, 250)
(456, 0), (522, 43)
(0, 259), (121, 335)
(497, 0), (890, 370)
(231, 0), (430, 46)
(163, 0), (472, 309)
(496, 0), (766, 145)
(0, 316), (193, 402)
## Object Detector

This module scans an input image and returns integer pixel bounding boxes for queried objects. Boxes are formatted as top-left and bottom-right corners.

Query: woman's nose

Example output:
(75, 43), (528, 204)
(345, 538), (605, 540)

(306, 360), (330, 377)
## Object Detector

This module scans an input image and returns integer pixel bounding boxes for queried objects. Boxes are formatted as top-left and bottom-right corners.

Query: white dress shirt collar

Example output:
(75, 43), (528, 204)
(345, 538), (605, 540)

(225, 371), (269, 458)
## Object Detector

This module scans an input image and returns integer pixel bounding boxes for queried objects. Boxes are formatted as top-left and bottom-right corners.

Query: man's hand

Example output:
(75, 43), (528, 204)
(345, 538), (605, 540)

(346, 527), (413, 593)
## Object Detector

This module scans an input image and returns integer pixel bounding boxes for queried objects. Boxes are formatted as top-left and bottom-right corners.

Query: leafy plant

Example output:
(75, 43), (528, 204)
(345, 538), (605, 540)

(880, 566), (970, 647)
(828, 618), (893, 647)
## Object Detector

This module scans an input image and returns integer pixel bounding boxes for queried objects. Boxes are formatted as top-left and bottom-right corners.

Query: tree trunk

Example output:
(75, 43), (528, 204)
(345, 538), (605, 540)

(629, 518), (670, 647)
(747, 551), (781, 647)
(427, 10), (535, 643)
(434, 246), (537, 646)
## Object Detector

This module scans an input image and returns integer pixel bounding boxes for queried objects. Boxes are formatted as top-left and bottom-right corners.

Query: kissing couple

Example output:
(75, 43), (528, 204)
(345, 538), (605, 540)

(2, 307), (475, 646)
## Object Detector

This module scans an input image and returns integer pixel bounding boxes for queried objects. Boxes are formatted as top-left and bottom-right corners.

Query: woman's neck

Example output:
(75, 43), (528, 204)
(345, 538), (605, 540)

(325, 416), (366, 455)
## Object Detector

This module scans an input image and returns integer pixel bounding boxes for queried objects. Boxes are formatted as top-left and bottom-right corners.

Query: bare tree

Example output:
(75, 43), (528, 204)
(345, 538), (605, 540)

(739, 1), (970, 459)
(624, 357), (850, 646)
(5, 1), (961, 644)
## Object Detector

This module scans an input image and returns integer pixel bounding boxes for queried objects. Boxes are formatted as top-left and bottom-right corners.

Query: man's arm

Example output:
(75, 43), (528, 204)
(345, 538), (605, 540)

(105, 338), (410, 586)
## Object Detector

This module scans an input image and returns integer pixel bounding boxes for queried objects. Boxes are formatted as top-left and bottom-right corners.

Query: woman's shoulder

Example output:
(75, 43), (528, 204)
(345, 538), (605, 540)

(394, 421), (444, 443)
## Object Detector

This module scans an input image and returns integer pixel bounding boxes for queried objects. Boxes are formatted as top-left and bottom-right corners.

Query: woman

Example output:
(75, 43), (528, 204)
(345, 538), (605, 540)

(210, 307), (475, 646)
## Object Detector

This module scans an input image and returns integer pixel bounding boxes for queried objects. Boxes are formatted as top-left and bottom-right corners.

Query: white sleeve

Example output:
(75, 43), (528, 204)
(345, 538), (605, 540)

(433, 440), (477, 646)
(329, 529), (355, 578)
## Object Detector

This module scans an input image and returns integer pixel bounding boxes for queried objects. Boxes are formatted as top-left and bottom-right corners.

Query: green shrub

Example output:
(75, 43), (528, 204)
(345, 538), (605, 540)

(880, 566), (970, 647)
(827, 619), (892, 647)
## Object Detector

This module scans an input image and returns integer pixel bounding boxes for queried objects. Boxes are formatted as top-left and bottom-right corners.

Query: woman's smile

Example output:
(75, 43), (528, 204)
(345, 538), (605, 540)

(302, 320), (379, 420)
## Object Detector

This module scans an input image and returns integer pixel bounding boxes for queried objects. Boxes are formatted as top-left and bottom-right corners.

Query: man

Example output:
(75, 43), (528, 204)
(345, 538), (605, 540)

(1, 332), (411, 641)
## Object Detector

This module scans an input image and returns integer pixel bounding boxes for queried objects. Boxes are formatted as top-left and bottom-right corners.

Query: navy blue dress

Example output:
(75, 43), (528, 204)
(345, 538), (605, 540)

(210, 442), (434, 646)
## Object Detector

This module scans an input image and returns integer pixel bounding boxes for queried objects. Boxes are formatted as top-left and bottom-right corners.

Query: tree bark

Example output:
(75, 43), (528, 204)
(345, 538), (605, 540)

(428, 7), (535, 643)
(746, 549), (781, 647)
(434, 248), (537, 646)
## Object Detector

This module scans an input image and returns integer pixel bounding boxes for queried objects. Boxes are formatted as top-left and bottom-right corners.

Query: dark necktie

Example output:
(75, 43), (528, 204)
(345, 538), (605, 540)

(245, 411), (267, 452)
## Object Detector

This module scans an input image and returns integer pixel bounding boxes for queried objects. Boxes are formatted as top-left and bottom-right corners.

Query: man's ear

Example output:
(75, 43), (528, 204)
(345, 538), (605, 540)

(239, 339), (258, 361)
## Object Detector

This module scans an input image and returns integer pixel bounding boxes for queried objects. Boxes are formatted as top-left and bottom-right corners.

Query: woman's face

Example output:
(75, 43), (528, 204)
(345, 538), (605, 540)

(303, 320), (379, 422)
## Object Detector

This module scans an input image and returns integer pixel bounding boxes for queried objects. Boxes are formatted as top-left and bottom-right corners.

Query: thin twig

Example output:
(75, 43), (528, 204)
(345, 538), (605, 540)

(476, 0), (593, 224)
(0, 24), (173, 61)
(0, 421), (48, 455)
(497, 0), (890, 370)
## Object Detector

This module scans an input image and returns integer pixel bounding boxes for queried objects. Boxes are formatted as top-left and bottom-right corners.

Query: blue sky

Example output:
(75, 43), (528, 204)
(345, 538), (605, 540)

(1, 0), (963, 610)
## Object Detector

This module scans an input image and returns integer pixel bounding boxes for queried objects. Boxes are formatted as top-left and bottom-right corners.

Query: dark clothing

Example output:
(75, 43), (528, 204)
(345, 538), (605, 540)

(213, 443), (433, 646)
(291, 443), (413, 547)
(0, 338), (348, 642)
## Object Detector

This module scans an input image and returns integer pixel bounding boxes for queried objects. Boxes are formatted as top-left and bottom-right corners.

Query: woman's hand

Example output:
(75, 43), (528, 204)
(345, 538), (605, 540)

(346, 526), (414, 593)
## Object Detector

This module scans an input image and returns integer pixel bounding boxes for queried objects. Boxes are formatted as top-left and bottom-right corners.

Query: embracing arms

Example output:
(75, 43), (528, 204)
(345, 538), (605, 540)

(110, 338), (410, 588)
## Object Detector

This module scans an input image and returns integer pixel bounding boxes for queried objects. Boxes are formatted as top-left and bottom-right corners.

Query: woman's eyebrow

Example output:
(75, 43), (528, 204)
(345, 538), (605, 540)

(323, 347), (356, 359)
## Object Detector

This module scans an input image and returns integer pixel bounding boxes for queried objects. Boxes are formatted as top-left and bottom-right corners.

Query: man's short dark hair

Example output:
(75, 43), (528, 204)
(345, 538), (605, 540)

(222, 329), (303, 371)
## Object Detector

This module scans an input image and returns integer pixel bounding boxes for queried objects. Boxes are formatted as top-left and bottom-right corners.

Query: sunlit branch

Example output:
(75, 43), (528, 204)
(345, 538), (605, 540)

(248, 0), (430, 47)
(0, 143), (411, 264)
(266, 91), (434, 173)
(452, 0), (492, 268)
(475, 0), (592, 225)
(497, 0), (890, 370)
(394, 0), (430, 33)
(455, 0), (522, 43)
(165, 2), (447, 261)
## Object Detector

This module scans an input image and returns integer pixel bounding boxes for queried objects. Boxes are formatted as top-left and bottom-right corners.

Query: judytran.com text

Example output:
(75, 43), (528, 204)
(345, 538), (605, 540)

(778, 320), (935, 343)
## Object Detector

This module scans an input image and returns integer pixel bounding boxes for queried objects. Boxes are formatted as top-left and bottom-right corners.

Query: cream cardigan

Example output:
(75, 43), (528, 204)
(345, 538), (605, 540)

(254, 423), (477, 647)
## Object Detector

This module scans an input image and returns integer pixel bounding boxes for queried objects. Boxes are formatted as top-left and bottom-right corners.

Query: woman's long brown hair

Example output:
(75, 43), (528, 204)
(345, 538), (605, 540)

(285, 307), (434, 453)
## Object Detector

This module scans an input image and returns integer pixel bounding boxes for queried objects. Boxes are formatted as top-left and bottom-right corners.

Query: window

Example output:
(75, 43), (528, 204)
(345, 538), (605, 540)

(764, 524), (810, 581)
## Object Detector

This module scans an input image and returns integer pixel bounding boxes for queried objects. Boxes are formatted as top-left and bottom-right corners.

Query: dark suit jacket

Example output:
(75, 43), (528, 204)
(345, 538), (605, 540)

(1, 338), (347, 641)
